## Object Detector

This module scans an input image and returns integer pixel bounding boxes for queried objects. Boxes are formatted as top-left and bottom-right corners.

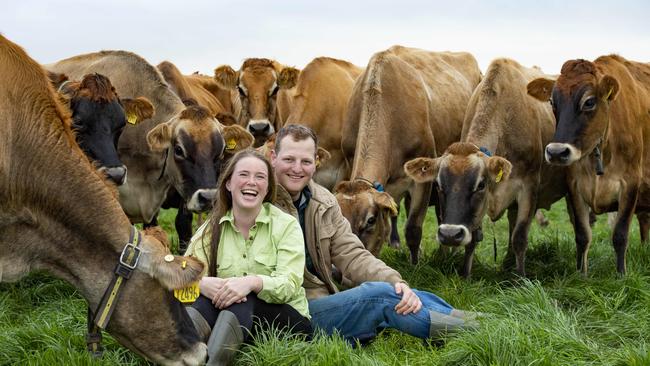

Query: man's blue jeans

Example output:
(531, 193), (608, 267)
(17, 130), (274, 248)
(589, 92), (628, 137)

(308, 282), (453, 343)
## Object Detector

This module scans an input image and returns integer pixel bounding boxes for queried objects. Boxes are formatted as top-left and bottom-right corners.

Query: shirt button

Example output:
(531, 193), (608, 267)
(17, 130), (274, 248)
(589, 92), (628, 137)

(243, 254), (247, 258)
(243, 272), (247, 276)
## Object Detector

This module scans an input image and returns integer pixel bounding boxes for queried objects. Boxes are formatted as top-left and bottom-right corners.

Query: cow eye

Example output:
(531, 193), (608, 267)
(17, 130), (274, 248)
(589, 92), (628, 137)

(237, 86), (247, 97)
(582, 96), (597, 111)
(476, 179), (486, 192)
(269, 85), (279, 97)
(173, 145), (184, 158)
(365, 215), (376, 230)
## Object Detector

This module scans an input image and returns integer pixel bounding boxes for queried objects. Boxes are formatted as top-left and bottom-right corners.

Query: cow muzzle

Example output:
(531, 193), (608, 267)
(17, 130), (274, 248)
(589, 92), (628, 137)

(247, 119), (274, 137)
(187, 189), (217, 212)
(99, 165), (128, 186)
(437, 224), (471, 247)
(545, 143), (581, 165)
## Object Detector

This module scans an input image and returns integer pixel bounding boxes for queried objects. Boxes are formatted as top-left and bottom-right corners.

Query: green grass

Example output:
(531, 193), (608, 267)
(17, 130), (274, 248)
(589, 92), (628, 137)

(3, 201), (650, 365)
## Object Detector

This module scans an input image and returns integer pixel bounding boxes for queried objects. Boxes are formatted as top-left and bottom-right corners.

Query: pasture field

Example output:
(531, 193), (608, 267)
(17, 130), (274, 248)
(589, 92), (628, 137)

(2, 200), (650, 365)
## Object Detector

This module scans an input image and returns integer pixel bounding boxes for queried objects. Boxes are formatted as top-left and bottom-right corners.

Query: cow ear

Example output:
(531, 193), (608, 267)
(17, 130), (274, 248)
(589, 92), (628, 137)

(214, 65), (239, 89)
(121, 97), (155, 125)
(222, 125), (254, 154)
(373, 191), (398, 217)
(48, 71), (69, 86)
(146, 123), (172, 151)
(278, 67), (300, 89)
(599, 75), (619, 102)
(139, 235), (205, 290)
(316, 146), (331, 168)
(487, 156), (512, 184)
(215, 112), (238, 126)
(527, 78), (555, 102)
(404, 157), (441, 183)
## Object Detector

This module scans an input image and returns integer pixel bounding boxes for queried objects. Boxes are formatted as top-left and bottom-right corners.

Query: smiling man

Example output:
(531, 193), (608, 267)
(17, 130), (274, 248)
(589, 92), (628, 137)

(270, 124), (479, 344)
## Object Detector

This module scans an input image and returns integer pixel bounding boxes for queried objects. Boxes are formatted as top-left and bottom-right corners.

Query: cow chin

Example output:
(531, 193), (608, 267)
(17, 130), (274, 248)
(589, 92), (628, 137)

(545, 143), (581, 166)
(437, 224), (472, 247)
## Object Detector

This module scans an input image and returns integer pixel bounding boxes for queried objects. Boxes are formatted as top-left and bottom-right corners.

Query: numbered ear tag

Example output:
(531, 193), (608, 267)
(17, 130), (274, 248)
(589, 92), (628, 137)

(174, 282), (200, 303)
(127, 113), (137, 125)
(495, 169), (503, 183)
(226, 138), (237, 151)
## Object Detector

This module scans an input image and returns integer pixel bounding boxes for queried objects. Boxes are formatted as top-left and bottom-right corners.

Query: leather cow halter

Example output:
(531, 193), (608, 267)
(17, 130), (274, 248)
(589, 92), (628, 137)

(86, 225), (143, 357)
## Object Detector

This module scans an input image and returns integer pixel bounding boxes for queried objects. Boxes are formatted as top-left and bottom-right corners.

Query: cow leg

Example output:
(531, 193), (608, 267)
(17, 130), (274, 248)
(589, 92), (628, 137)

(612, 187), (639, 275)
(535, 210), (549, 227)
(636, 212), (650, 244)
(389, 215), (401, 249)
(566, 193), (592, 274)
(175, 205), (194, 254)
(405, 182), (433, 264)
(461, 240), (478, 279)
(509, 194), (536, 277)
(502, 208), (517, 272)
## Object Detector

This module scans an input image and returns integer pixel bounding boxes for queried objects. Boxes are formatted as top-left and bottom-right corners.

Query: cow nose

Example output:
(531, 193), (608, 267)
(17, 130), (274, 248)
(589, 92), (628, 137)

(545, 143), (571, 164)
(248, 122), (271, 135)
(104, 166), (127, 186)
(437, 225), (467, 246)
(197, 190), (216, 208)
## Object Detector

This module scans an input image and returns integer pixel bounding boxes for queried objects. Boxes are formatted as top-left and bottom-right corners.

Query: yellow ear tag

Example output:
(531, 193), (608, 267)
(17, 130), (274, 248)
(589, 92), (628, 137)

(495, 169), (503, 183)
(127, 113), (137, 125)
(226, 138), (237, 151)
(604, 88), (613, 101)
(181, 260), (187, 269)
(316, 156), (321, 168)
(173, 281), (200, 303)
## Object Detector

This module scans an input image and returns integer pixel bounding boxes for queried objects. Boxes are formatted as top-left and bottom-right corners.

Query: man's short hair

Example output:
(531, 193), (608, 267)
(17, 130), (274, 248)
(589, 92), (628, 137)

(274, 124), (318, 156)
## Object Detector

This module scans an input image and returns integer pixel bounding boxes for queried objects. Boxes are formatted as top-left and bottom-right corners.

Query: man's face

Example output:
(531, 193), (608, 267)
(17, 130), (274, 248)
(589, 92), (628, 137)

(271, 136), (317, 200)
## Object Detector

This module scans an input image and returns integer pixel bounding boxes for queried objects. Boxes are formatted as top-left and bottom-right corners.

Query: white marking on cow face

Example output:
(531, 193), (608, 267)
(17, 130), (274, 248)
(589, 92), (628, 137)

(187, 188), (217, 212)
(545, 142), (581, 165)
(437, 224), (471, 247)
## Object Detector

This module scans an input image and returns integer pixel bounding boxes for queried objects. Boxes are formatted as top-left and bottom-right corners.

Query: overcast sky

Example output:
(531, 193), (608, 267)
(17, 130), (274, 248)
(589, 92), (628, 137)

(2, 1), (648, 76)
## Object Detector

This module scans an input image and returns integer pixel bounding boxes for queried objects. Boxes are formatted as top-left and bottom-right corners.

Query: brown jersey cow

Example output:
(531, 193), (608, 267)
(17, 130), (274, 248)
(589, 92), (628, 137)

(275, 57), (363, 190)
(527, 55), (650, 275)
(0, 35), (206, 365)
(337, 46), (481, 260)
(214, 58), (294, 146)
(404, 59), (566, 277)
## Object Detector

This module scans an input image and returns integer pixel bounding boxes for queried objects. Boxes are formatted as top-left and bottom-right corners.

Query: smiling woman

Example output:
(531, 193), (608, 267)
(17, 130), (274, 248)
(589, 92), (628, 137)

(183, 149), (312, 365)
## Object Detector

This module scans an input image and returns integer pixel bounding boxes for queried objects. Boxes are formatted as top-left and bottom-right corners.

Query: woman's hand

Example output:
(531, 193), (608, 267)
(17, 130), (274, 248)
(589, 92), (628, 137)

(213, 276), (263, 309)
(199, 276), (228, 300)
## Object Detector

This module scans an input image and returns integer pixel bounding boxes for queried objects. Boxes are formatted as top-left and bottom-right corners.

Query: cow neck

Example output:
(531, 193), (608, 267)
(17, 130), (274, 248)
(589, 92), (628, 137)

(350, 118), (391, 185)
(20, 104), (132, 305)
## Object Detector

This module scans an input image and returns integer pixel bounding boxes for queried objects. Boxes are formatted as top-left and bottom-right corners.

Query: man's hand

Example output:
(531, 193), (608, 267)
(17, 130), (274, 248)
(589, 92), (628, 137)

(213, 276), (262, 309)
(394, 282), (422, 315)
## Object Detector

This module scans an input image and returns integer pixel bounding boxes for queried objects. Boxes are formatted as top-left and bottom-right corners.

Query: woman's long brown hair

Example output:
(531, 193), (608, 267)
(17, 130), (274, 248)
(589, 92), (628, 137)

(204, 149), (277, 277)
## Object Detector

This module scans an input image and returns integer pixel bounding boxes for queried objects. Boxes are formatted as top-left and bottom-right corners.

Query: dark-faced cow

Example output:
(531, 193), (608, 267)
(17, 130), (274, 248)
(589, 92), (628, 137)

(527, 55), (650, 275)
(47, 51), (253, 228)
(0, 35), (206, 365)
(404, 58), (567, 277)
(214, 58), (293, 146)
(48, 71), (154, 186)
(275, 57), (363, 190)
(337, 46), (481, 260)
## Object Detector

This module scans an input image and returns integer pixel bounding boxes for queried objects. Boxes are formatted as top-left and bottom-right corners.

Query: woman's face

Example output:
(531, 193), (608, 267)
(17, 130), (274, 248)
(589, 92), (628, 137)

(226, 156), (269, 212)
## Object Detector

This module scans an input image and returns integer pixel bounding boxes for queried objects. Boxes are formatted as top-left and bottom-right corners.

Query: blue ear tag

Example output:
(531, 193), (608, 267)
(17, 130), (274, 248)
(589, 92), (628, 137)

(373, 182), (385, 192)
(479, 147), (492, 157)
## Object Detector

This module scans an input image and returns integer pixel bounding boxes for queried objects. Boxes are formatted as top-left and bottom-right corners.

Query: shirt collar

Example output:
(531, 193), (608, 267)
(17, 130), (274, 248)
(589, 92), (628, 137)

(219, 203), (272, 225)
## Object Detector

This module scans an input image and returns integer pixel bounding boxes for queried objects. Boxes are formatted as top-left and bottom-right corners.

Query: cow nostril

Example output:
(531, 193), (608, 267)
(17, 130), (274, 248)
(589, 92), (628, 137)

(105, 166), (127, 185)
(198, 191), (216, 206)
(546, 144), (571, 162)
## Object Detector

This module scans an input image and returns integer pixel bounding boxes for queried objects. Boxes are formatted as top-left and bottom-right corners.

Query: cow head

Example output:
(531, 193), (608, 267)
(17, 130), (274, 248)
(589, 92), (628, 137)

(146, 105), (254, 212)
(101, 230), (207, 365)
(527, 59), (619, 166)
(49, 72), (154, 186)
(214, 59), (295, 147)
(334, 180), (398, 256)
(404, 143), (512, 247)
